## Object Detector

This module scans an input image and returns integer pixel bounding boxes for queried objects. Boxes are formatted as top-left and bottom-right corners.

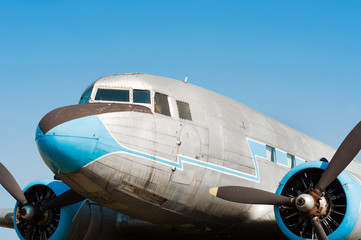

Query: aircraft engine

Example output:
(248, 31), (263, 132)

(9, 178), (176, 240)
(13, 179), (83, 240)
(274, 161), (361, 240)
(210, 121), (361, 240)
(0, 167), (198, 240)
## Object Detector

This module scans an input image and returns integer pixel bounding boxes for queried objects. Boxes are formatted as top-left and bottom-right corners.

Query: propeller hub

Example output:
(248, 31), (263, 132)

(295, 194), (315, 212)
(308, 190), (328, 218)
(20, 205), (35, 220)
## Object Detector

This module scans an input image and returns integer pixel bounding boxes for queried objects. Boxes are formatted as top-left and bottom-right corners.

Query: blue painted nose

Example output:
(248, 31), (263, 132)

(36, 115), (100, 174)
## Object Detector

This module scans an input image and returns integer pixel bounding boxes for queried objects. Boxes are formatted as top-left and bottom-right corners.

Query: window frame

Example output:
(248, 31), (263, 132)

(153, 92), (172, 117)
(288, 153), (296, 168)
(90, 87), (152, 106)
(176, 100), (192, 121)
(93, 88), (131, 103)
(266, 145), (276, 163)
(133, 89), (151, 104)
(79, 83), (95, 104)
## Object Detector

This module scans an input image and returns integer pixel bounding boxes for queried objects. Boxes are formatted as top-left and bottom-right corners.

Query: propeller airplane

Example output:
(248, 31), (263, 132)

(1, 73), (360, 240)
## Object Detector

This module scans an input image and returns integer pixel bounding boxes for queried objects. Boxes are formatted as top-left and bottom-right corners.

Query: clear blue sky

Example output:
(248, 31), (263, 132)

(1, 1), (360, 238)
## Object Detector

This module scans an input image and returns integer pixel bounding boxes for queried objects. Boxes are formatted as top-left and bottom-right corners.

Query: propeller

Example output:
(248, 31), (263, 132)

(209, 121), (361, 240)
(41, 189), (85, 212)
(315, 121), (361, 193)
(0, 162), (84, 223)
(0, 163), (27, 205)
(209, 186), (294, 206)
(311, 217), (328, 240)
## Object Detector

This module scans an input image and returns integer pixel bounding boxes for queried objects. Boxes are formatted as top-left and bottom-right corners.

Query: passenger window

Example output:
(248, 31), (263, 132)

(266, 145), (276, 162)
(134, 90), (151, 104)
(288, 154), (296, 168)
(95, 89), (130, 102)
(154, 92), (171, 116)
(176, 100), (192, 120)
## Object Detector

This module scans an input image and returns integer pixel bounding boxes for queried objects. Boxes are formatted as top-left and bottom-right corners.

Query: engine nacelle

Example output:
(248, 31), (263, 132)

(274, 161), (361, 240)
(12, 179), (171, 240)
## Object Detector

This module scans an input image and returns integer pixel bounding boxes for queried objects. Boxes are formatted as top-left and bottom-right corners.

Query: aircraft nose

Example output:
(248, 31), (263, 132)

(35, 103), (150, 174)
(35, 106), (101, 174)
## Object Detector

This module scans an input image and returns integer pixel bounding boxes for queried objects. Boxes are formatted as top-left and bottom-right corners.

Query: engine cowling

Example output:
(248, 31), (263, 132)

(274, 161), (361, 240)
(13, 179), (83, 240)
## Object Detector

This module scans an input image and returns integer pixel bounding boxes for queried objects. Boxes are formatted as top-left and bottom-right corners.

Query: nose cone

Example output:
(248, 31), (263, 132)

(36, 113), (100, 174)
(35, 103), (147, 174)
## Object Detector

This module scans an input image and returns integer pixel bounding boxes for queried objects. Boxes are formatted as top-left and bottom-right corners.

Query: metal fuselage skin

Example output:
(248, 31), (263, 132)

(36, 73), (361, 236)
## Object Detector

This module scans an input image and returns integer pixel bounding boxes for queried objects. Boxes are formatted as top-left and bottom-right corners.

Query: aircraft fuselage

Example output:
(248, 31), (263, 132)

(35, 73), (361, 237)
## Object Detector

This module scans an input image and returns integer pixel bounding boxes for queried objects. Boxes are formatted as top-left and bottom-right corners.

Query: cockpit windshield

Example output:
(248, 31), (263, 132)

(79, 84), (152, 106)
(95, 89), (130, 102)
(133, 90), (151, 104)
(79, 83), (94, 104)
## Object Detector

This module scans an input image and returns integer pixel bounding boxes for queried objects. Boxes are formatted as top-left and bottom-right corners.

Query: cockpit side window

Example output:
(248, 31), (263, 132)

(79, 84), (94, 104)
(134, 90), (151, 104)
(154, 92), (171, 116)
(176, 100), (192, 121)
(95, 89), (130, 102)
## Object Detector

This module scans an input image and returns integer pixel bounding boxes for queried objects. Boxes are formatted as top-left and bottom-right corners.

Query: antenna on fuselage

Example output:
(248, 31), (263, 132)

(184, 75), (188, 83)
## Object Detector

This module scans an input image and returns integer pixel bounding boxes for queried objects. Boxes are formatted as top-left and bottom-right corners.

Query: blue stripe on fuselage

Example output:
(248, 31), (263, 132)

(51, 115), (302, 182)
(92, 117), (265, 182)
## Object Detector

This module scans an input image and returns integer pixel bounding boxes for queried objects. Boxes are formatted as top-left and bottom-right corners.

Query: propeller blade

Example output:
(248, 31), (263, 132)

(0, 163), (27, 204)
(312, 217), (328, 240)
(315, 121), (361, 193)
(41, 189), (85, 211)
(209, 186), (294, 206)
